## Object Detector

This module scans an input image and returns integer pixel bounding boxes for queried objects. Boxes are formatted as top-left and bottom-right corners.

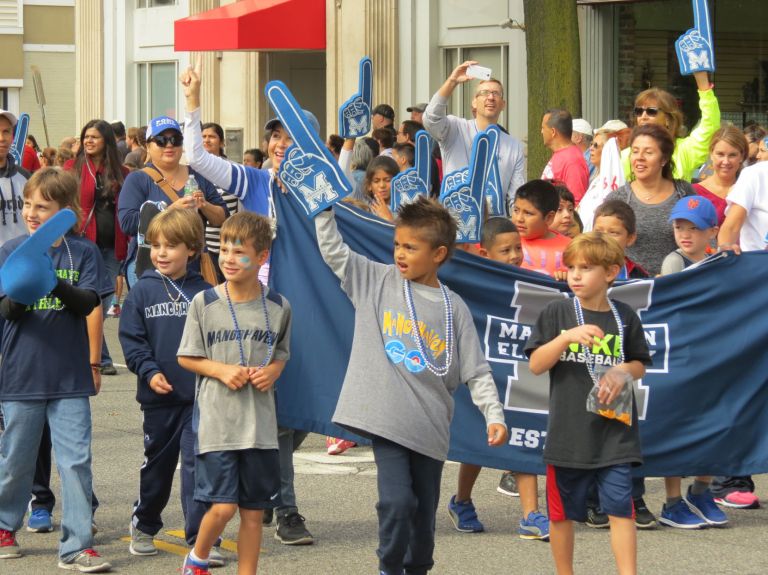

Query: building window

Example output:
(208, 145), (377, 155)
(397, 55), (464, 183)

(137, 0), (177, 7)
(137, 62), (178, 124)
(0, 88), (7, 111)
(442, 45), (509, 127)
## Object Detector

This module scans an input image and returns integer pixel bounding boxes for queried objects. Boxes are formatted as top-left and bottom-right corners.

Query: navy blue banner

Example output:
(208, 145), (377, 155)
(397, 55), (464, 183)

(271, 191), (768, 477)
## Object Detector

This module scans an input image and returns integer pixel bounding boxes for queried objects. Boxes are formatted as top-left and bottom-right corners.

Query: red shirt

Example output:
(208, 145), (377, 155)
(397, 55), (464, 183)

(22, 145), (40, 173)
(521, 233), (572, 277)
(542, 145), (589, 204)
(692, 183), (727, 225)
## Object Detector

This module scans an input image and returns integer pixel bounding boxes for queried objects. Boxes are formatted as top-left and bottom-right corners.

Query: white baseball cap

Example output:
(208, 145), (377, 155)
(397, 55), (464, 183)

(594, 119), (628, 134)
(0, 109), (18, 127)
(572, 119), (593, 136)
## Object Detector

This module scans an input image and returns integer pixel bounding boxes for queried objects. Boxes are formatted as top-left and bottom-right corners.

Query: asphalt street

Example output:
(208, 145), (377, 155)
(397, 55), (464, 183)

(6, 318), (768, 574)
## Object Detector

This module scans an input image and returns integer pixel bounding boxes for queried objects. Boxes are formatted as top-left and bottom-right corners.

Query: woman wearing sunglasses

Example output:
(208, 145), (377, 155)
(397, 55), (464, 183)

(117, 116), (228, 287)
(622, 70), (719, 183)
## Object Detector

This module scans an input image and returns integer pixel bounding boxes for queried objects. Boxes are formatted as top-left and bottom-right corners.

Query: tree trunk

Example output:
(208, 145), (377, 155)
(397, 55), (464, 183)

(523, 0), (582, 180)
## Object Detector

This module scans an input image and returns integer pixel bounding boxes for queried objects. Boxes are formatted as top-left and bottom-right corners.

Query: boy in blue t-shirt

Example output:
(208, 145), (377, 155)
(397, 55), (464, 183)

(526, 232), (651, 575)
(118, 209), (220, 560)
(0, 168), (111, 572)
(178, 212), (292, 575)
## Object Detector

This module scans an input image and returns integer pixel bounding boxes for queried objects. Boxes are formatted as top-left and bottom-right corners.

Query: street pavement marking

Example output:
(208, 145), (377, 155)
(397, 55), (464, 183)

(166, 529), (243, 553)
(119, 536), (188, 557)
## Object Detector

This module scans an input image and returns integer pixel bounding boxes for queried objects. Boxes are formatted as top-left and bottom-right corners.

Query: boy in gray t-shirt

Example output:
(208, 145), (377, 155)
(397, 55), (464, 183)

(315, 197), (507, 575)
(178, 212), (291, 575)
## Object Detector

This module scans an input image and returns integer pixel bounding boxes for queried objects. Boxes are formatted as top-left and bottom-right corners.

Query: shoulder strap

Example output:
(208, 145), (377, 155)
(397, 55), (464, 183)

(142, 166), (181, 203)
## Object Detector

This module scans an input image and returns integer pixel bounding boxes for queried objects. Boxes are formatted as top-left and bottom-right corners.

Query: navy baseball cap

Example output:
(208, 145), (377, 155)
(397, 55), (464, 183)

(146, 116), (182, 140)
(669, 196), (718, 229)
(264, 109), (321, 136)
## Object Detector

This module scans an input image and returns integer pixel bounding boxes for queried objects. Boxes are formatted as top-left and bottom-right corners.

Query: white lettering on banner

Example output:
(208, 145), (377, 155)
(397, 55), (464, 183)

(508, 427), (547, 449)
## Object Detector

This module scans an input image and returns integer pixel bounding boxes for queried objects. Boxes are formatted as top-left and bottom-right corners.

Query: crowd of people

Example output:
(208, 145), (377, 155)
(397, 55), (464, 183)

(0, 50), (766, 575)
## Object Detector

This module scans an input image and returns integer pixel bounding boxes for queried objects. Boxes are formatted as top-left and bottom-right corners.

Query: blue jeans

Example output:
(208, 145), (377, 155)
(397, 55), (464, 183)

(0, 398), (94, 561)
(99, 247), (120, 367)
(276, 427), (308, 518)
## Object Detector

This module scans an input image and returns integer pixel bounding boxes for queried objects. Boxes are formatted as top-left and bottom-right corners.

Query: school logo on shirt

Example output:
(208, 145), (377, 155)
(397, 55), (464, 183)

(381, 310), (446, 359)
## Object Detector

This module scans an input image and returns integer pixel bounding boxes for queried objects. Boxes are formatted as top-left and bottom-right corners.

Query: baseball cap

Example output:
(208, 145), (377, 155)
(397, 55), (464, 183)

(668, 196), (718, 229)
(372, 104), (395, 121)
(572, 119), (593, 136)
(595, 119), (628, 134)
(0, 109), (18, 127)
(406, 103), (428, 113)
(264, 109), (321, 136)
(146, 116), (182, 140)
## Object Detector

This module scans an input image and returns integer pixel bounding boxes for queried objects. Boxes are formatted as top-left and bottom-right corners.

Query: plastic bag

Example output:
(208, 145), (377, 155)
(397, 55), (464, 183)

(586, 366), (634, 426)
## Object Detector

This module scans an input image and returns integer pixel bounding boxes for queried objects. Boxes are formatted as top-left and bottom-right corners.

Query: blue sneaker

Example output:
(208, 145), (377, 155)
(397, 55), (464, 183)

(447, 495), (484, 533)
(182, 552), (210, 575)
(26, 508), (53, 533)
(659, 499), (707, 529)
(518, 511), (550, 540)
(684, 487), (728, 526)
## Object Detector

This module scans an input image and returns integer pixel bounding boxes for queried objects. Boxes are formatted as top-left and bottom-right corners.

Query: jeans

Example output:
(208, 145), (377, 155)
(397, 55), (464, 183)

(372, 436), (443, 575)
(276, 427), (308, 517)
(0, 398), (94, 561)
(99, 246), (121, 367)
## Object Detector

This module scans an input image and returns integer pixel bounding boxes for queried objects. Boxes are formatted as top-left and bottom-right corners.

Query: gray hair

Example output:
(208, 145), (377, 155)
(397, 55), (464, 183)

(351, 138), (375, 171)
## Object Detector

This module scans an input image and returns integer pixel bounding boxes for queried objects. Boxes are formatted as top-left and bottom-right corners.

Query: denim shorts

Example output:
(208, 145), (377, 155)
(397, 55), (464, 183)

(195, 448), (281, 510)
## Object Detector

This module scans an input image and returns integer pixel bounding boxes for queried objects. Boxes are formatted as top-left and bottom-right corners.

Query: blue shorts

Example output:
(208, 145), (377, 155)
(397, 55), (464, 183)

(547, 464), (634, 521)
(195, 448), (281, 510)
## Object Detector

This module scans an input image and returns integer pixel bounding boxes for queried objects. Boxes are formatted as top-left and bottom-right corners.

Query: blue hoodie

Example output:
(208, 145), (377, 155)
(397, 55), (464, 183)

(119, 268), (211, 408)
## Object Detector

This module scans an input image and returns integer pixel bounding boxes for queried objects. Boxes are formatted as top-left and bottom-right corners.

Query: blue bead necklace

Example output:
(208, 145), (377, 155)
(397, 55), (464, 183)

(224, 280), (273, 368)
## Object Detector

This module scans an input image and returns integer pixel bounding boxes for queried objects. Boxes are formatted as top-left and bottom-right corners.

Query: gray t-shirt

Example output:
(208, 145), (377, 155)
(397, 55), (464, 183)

(315, 211), (505, 462)
(178, 284), (292, 454)
(604, 181), (693, 275)
(525, 299), (651, 469)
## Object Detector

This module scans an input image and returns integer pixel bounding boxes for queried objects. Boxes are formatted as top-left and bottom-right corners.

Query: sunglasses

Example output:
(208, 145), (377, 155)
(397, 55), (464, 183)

(634, 106), (663, 118)
(151, 134), (183, 147)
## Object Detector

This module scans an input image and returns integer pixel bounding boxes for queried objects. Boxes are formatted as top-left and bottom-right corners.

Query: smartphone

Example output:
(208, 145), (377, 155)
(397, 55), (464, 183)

(466, 64), (492, 81)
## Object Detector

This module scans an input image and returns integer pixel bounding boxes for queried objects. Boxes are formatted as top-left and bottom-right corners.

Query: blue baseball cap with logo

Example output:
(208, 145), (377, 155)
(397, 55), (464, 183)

(146, 116), (182, 140)
(669, 195), (718, 229)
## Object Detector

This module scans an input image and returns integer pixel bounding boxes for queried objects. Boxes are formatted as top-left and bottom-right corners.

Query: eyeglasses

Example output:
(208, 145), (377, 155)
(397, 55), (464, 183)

(476, 89), (502, 99)
(634, 106), (663, 118)
(590, 141), (602, 149)
(151, 134), (183, 147)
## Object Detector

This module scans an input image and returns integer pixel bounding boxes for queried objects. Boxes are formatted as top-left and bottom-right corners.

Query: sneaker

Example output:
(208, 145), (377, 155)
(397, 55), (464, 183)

(326, 437), (356, 455)
(715, 491), (760, 509)
(100, 365), (118, 376)
(263, 507), (274, 525)
(207, 546), (225, 568)
(275, 512), (314, 545)
(106, 304), (120, 318)
(58, 548), (112, 572)
(585, 506), (609, 528)
(0, 529), (21, 559)
(129, 524), (157, 556)
(497, 471), (519, 497)
(27, 508), (53, 533)
(684, 487), (728, 526)
(659, 499), (707, 529)
(182, 553), (210, 575)
(518, 511), (550, 540)
(633, 497), (657, 529)
(447, 495), (484, 533)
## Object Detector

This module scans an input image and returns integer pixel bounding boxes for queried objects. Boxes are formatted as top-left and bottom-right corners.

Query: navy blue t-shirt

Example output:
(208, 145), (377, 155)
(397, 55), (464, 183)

(0, 234), (104, 400)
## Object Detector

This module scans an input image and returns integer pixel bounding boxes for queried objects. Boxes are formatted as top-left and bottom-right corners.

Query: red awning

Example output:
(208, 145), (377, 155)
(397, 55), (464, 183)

(174, 0), (325, 51)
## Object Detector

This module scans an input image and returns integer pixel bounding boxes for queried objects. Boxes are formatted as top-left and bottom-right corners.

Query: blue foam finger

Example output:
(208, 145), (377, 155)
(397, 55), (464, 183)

(266, 82), (352, 217)
(0, 209), (77, 305)
(10, 113), (29, 166)
(674, 0), (714, 75)
(483, 126), (505, 216)
(338, 57), (373, 138)
(693, 0), (712, 46)
(414, 130), (432, 186)
(390, 130), (432, 212)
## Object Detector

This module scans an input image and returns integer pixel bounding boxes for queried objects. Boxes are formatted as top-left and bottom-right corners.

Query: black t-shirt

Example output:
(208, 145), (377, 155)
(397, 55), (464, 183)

(93, 174), (116, 249)
(525, 298), (651, 469)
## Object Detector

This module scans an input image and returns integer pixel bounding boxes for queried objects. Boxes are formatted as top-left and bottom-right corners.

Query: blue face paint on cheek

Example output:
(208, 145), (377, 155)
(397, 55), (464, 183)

(238, 256), (253, 270)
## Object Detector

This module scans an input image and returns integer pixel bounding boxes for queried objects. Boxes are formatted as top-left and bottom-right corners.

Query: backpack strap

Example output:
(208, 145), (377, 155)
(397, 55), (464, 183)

(142, 166), (181, 203)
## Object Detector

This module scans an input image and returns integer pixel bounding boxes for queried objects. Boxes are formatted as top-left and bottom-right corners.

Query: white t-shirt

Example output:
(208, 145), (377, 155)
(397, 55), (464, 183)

(725, 162), (768, 251)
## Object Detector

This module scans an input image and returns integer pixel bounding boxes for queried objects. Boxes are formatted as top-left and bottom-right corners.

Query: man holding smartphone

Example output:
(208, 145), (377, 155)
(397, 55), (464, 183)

(423, 60), (526, 214)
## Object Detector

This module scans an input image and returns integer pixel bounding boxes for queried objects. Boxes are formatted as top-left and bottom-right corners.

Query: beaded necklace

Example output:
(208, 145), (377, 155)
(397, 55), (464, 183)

(402, 279), (454, 377)
(52, 237), (74, 311)
(224, 281), (273, 368)
(572, 296), (624, 386)
(155, 270), (189, 310)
